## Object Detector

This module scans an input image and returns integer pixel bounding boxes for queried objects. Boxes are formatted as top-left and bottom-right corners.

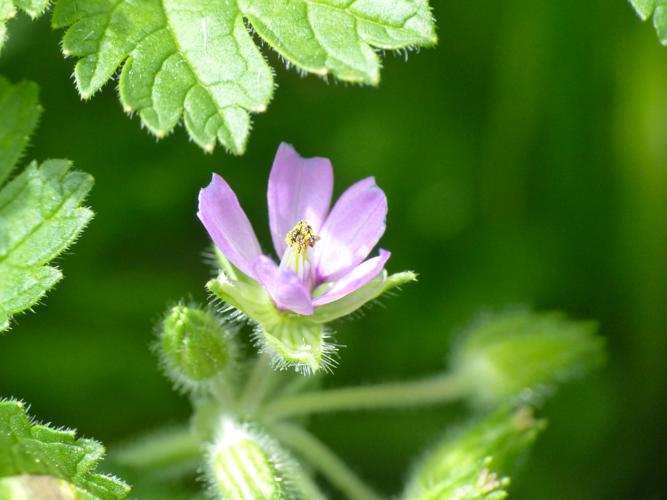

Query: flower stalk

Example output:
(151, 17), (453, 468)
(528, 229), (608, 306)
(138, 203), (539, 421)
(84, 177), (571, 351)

(263, 372), (468, 420)
(270, 422), (383, 500)
(239, 353), (279, 416)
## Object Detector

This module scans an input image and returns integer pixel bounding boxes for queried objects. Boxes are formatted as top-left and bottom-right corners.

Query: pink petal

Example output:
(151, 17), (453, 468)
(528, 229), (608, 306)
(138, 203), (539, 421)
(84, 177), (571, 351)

(253, 255), (314, 316)
(315, 177), (387, 282)
(313, 250), (391, 306)
(268, 143), (333, 258)
(198, 174), (262, 279)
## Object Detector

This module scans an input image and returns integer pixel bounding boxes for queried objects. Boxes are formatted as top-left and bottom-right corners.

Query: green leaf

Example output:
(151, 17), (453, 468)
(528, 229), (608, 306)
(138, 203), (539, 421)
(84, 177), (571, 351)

(0, 77), (93, 332)
(0, 400), (130, 499)
(0, 77), (41, 185)
(403, 407), (545, 500)
(451, 310), (605, 407)
(628, 0), (667, 44)
(239, 0), (436, 84)
(52, 0), (436, 154)
(0, 0), (50, 52)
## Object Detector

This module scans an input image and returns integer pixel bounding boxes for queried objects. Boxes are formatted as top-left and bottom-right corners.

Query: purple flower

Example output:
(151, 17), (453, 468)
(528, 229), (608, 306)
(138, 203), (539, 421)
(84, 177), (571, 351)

(198, 143), (390, 317)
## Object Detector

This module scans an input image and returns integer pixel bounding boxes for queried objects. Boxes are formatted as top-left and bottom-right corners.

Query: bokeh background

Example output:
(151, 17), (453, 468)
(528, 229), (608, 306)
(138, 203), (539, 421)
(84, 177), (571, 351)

(1, 1), (666, 498)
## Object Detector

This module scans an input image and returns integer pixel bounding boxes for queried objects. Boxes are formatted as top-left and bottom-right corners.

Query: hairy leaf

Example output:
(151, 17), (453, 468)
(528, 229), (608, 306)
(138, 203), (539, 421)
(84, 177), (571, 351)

(629, 0), (667, 44)
(0, 0), (50, 52)
(52, 0), (436, 154)
(0, 77), (93, 332)
(403, 407), (544, 500)
(0, 77), (41, 185)
(0, 400), (130, 499)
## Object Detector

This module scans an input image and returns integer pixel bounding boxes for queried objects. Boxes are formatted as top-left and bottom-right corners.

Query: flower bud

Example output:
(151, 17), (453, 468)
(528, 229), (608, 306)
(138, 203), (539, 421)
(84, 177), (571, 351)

(207, 419), (294, 499)
(403, 407), (544, 500)
(159, 305), (236, 390)
(452, 310), (604, 406)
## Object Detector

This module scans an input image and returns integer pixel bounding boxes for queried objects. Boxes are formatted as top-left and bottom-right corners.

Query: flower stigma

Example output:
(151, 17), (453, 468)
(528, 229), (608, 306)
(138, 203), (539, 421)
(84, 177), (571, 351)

(285, 220), (320, 257)
(283, 220), (320, 283)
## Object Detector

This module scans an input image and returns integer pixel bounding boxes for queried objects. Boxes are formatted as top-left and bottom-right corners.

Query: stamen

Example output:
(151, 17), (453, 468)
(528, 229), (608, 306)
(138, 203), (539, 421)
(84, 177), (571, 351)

(285, 220), (320, 256)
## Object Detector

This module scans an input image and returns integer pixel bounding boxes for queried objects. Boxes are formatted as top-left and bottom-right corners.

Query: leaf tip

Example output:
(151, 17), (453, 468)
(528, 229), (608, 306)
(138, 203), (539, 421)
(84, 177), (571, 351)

(629, 0), (653, 21)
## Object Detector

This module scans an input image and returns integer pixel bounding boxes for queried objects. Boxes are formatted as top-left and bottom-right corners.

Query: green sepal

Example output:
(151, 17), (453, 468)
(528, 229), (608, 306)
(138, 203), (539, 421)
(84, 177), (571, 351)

(256, 318), (333, 376)
(0, 400), (130, 499)
(207, 273), (332, 375)
(207, 272), (274, 325)
(451, 310), (605, 407)
(403, 407), (545, 500)
(311, 270), (417, 323)
(207, 255), (415, 374)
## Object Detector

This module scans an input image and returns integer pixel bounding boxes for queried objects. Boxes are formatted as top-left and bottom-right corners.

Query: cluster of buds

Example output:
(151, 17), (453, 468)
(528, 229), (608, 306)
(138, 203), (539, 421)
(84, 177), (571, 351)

(151, 145), (602, 500)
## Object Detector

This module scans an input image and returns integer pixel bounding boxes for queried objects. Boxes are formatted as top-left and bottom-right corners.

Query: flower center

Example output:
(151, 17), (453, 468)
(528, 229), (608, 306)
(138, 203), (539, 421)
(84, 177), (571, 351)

(285, 220), (319, 256)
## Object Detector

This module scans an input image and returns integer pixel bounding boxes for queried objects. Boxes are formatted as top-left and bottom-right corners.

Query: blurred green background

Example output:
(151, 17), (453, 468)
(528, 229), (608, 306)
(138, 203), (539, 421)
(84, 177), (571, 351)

(1, 1), (666, 498)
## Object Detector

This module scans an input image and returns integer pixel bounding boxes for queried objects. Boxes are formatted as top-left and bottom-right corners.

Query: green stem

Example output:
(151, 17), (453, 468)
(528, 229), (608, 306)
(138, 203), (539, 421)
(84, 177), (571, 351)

(264, 373), (466, 420)
(291, 468), (328, 500)
(111, 426), (200, 471)
(271, 423), (383, 500)
(210, 375), (238, 413)
(240, 353), (277, 416)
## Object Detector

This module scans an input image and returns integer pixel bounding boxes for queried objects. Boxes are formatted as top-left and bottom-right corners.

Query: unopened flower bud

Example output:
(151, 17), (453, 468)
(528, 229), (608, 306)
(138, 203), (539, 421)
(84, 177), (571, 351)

(207, 419), (294, 499)
(403, 407), (544, 500)
(159, 305), (235, 390)
(452, 310), (604, 406)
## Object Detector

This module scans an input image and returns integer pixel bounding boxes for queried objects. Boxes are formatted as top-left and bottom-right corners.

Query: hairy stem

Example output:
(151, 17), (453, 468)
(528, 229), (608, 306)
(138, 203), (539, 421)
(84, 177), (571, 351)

(112, 426), (200, 472)
(271, 423), (383, 500)
(264, 373), (466, 420)
(240, 353), (277, 416)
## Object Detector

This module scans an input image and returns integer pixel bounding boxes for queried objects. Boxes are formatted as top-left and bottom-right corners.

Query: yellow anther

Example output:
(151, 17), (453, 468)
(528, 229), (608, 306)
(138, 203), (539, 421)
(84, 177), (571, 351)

(285, 220), (319, 256)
